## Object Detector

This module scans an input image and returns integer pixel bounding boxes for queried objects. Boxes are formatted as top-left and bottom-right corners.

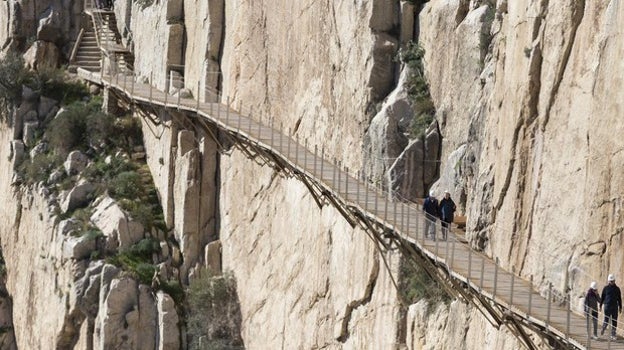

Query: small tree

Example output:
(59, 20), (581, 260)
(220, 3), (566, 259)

(187, 270), (244, 350)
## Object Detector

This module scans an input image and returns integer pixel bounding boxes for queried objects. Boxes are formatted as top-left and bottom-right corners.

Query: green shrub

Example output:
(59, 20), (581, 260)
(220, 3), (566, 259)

(187, 270), (243, 350)
(110, 171), (143, 198)
(0, 53), (31, 114)
(107, 238), (160, 285)
(30, 67), (89, 105)
(160, 279), (185, 304)
(396, 42), (436, 138)
(45, 102), (89, 157)
(399, 259), (450, 305)
(17, 153), (63, 184)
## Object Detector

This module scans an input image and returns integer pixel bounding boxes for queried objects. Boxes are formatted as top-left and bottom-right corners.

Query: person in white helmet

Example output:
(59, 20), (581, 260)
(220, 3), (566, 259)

(584, 281), (601, 339)
(600, 274), (622, 340)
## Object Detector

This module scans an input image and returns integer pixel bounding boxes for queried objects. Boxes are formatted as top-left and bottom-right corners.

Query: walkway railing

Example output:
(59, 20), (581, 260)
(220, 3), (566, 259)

(74, 7), (624, 350)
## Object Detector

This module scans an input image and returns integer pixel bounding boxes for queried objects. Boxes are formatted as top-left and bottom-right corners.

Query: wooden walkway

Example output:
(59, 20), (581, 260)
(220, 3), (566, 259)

(74, 9), (621, 349)
(78, 68), (624, 350)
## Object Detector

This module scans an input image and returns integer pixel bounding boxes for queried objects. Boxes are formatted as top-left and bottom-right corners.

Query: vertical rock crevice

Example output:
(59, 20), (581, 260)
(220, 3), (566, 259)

(336, 251), (380, 343)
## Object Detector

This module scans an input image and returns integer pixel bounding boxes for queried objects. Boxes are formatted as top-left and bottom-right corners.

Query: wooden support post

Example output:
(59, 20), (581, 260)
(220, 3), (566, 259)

(566, 293), (571, 340)
(374, 179), (378, 215)
(314, 145), (318, 177)
(320, 146), (324, 181)
(406, 205), (410, 239)
(149, 72), (153, 103)
(528, 275), (533, 317)
(226, 96), (230, 125)
(270, 117), (274, 149)
(287, 128), (291, 159)
(435, 229), (439, 262)
(445, 226), (450, 258)
(304, 139), (308, 172)
(248, 111), (253, 139)
(479, 258), (485, 292)
(257, 114), (261, 145)
(294, 132), (299, 164)
(450, 237), (456, 267)
(164, 83), (168, 106)
(345, 167), (349, 201)
(384, 189), (388, 225)
(400, 203), (409, 237)
(196, 81), (200, 111)
(237, 103), (242, 133)
(364, 176), (369, 213)
(467, 241), (472, 283)
(337, 161), (341, 195)
(547, 283), (552, 329)
(393, 200), (397, 233)
(510, 266), (515, 308)
(494, 258), (499, 298)
(280, 123), (284, 155)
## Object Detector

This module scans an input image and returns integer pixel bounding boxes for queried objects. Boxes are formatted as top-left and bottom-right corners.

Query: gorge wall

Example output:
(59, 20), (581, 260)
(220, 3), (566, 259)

(0, 0), (623, 349)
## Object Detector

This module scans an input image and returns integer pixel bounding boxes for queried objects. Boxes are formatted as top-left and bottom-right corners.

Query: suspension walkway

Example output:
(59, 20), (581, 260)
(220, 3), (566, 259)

(70, 6), (621, 350)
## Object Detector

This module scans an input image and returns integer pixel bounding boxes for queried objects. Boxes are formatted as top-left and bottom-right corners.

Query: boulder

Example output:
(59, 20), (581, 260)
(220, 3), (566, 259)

(48, 169), (65, 184)
(369, 33), (398, 101)
(57, 218), (80, 236)
(38, 96), (58, 120)
(10, 141), (25, 169)
(205, 240), (222, 274)
(63, 235), (96, 260)
(423, 124), (441, 187)
(388, 138), (425, 202)
(60, 180), (96, 213)
(64, 150), (89, 175)
(29, 142), (48, 159)
(23, 122), (38, 147)
(157, 291), (180, 350)
(23, 40), (60, 71)
(22, 110), (38, 122)
(91, 196), (145, 251)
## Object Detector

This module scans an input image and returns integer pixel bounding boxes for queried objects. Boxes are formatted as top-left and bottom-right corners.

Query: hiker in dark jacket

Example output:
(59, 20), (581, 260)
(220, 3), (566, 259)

(585, 281), (601, 339)
(422, 192), (438, 240)
(438, 190), (456, 240)
(600, 274), (622, 339)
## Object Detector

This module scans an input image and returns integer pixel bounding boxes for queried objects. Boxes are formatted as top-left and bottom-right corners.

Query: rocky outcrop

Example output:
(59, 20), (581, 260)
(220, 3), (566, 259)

(91, 196), (144, 251)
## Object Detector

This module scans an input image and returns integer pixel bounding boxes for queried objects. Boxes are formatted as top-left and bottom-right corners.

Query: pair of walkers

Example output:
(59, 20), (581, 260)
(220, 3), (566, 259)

(422, 190), (456, 240)
(585, 274), (622, 340)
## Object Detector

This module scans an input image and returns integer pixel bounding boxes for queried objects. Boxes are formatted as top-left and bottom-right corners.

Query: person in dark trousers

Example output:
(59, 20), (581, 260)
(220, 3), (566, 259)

(423, 192), (438, 240)
(585, 281), (601, 339)
(438, 190), (456, 240)
(600, 274), (622, 340)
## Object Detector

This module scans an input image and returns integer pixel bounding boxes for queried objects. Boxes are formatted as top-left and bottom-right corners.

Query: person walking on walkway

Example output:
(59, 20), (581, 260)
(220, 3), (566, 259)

(585, 281), (601, 339)
(600, 274), (622, 340)
(423, 192), (439, 240)
(438, 190), (456, 241)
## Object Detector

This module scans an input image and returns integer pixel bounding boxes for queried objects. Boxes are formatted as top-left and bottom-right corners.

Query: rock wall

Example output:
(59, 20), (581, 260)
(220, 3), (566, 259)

(420, 0), (624, 306)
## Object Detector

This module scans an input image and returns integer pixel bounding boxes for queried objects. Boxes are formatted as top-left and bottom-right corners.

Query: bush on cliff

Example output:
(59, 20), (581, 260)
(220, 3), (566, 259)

(187, 270), (244, 350)
(396, 42), (436, 139)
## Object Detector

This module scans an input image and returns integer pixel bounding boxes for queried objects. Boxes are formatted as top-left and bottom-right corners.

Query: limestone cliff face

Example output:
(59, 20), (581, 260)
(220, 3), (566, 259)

(420, 0), (624, 304)
(2, 0), (623, 349)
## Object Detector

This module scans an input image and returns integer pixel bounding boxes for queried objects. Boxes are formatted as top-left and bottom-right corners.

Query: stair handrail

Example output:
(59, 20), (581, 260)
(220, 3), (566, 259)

(69, 28), (85, 65)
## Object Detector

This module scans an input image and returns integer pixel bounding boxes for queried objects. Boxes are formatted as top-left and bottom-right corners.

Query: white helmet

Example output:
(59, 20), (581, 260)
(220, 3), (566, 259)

(608, 274), (616, 282)
(590, 281), (597, 290)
